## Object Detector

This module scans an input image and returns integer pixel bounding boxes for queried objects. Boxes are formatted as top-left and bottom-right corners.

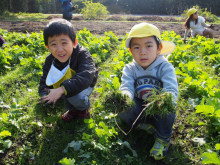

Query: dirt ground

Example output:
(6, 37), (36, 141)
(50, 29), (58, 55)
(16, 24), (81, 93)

(0, 15), (219, 39)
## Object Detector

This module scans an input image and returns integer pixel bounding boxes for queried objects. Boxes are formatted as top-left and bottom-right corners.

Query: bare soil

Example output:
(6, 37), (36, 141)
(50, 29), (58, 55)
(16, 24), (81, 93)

(0, 15), (219, 39)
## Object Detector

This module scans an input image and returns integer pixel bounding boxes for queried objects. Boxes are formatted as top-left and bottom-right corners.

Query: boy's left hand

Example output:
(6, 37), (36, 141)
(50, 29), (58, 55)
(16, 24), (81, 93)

(39, 87), (65, 108)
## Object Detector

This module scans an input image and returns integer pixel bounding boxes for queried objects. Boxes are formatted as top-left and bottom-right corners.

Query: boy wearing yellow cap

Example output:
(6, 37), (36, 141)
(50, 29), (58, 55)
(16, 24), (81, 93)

(39, 19), (98, 121)
(183, 8), (214, 41)
(119, 22), (178, 160)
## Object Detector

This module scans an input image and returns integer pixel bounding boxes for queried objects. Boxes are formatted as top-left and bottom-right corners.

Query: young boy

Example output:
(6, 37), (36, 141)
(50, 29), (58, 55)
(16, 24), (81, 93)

(39, 19), (98, 121)
(119, 22), (178, 160)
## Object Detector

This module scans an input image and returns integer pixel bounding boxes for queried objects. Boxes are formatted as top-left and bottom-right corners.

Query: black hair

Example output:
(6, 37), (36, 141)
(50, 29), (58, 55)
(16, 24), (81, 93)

(153, 36), (160, 48)
(129, 36), (161, 48)
(184, 12), (198, 29)
(43, 19), (76, 45)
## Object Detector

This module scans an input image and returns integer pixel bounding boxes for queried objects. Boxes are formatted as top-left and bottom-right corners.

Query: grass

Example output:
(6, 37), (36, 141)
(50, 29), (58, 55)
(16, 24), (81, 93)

(0, 12), (50, 22)
(0, 46), (194, 165)
(0, 28), (219, 164)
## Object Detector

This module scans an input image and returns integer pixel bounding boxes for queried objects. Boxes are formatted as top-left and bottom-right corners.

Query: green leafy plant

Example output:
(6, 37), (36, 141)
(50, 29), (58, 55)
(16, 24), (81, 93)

(143, 91), (176, 117)
(0, 130), (12, 153)
(81, 0), (109, 20)
(59, 157), (75, 165)
(201, 152), (220, 165)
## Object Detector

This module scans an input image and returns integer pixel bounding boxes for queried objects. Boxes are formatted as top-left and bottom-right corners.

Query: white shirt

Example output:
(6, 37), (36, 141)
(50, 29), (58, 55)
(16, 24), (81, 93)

(184, 16), (209, 39)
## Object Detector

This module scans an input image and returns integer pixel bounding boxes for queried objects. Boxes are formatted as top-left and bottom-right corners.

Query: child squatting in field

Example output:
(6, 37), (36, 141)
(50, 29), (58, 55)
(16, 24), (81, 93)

(38, 18), (98, 121)
(119, 22), (178, 160)
(183, 8), (214, 42)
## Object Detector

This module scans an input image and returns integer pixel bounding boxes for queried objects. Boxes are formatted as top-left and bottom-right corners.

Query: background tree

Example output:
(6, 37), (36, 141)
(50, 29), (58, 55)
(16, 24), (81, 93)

(0, 0), (219, 16)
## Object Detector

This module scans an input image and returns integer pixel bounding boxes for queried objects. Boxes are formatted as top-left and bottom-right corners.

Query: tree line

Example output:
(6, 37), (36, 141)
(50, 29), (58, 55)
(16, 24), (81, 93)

(0, 0), (219, 16)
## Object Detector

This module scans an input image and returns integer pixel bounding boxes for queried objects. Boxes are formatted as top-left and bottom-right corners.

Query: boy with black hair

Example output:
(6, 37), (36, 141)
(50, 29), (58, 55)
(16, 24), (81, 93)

(39, 18), (98, 121)
(119, 22), (178, 160)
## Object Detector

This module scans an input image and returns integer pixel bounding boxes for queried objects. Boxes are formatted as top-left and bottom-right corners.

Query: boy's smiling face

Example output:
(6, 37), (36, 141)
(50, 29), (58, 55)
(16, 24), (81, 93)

(130, 36), (161, 69)
(47, 34), (76, 63)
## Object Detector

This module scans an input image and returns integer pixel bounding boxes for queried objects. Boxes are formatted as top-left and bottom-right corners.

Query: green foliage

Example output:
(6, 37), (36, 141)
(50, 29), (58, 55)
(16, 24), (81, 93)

(195, 96), (220, 140)
(0, 130), (12, 153)
(0, 29), (47, 75)
(77, 28), (118, 65)
(201, 152), (220, 165)
(0, 27), (220, 164)
(104, 90), (134, 113)
(81, 0), (109, 20)
(59, 157), (75, 165)
(143, 91), (176, 117)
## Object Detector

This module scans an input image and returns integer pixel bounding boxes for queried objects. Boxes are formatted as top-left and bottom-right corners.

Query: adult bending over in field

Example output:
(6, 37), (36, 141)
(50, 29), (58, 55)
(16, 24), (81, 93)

(118, 22), (178, 160)
(38, 19), (98, 122)
(183, 8), (214, 42)
(59, 0), (76, 21)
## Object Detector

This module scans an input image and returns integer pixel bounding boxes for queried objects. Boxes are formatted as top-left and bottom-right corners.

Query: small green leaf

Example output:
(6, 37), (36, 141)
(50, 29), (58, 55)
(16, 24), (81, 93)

(202, 152), (220, 165)
(184, 76), (192, 84)
(3, 140), (12, 149)
(59, 157), (75, 165)
(198, 122), (206, 126)
(63, 141), (83, 153)
(195, 105), (214, 115)
(112, 76), (120, 89)
(216, 144), (220, 150)
(0, 131), (11, 138)
(78, 153), (91, 159)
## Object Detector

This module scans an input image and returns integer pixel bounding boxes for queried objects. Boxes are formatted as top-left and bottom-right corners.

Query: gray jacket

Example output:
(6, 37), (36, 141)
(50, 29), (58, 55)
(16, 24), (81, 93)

(120, 55), (178, 102)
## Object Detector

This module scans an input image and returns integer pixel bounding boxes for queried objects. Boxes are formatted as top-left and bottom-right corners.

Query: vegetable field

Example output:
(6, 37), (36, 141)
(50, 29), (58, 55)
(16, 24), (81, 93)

(0, 28), (219, 165)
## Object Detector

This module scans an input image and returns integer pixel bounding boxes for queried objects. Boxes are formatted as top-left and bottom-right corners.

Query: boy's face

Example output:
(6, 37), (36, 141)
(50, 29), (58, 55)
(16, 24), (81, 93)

(130, 36), (161, 69)
(47, 34), (76, 63)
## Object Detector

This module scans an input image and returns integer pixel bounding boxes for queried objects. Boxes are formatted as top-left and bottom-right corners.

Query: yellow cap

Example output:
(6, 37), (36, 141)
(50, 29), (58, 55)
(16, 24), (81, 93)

(126, 22), (175, 55)
(187, 8), (197, 17)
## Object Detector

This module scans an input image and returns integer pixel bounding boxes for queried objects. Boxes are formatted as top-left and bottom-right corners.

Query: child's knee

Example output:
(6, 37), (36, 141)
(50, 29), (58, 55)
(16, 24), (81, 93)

(67, 95), (90, 110)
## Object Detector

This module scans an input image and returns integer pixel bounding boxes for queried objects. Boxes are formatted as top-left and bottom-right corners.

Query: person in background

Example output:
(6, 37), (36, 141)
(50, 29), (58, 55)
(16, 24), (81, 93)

(119, 22), (178, 160)
(0, 35), (5, 47)
(39, 19), (98, 122)
(59, 0), (76, 21)
(183, 8), (214, 42)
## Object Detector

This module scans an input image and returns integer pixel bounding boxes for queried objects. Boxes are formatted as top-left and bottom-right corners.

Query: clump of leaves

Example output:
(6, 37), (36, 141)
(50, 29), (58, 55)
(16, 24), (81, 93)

(143, 91), (176, 117)
(104, 91), (135, 113)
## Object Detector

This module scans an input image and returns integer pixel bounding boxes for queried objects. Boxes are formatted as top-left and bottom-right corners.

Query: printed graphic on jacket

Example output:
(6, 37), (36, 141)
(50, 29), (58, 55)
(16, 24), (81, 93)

(135, 76), (163, 100)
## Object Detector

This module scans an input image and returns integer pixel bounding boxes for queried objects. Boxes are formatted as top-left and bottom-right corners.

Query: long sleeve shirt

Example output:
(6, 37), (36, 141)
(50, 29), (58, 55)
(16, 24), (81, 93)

(120, 55), (178, 102)
(184, 16), (210, 40)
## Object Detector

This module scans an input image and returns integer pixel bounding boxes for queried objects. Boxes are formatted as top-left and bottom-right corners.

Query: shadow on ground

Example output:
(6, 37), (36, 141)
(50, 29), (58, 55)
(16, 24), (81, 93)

(32, 102), (192, 165)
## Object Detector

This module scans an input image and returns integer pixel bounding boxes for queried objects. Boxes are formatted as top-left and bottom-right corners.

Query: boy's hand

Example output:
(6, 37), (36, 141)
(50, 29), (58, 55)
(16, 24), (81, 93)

(39, 87), (65, 108)
(120, 93), (134, 108)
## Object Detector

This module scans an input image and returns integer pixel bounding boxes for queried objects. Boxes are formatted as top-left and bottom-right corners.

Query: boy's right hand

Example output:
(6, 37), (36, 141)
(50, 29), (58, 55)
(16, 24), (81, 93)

(38, 87), (65, 108)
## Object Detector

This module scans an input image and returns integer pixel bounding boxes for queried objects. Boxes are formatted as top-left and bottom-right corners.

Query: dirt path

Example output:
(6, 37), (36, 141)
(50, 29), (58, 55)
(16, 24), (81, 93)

(0, 20), (219, 39)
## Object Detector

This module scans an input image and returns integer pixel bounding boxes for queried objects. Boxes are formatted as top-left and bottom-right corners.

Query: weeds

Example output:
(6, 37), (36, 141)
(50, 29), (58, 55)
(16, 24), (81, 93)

(143, 91), (176, 117)
(0, 28), (219, 164)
